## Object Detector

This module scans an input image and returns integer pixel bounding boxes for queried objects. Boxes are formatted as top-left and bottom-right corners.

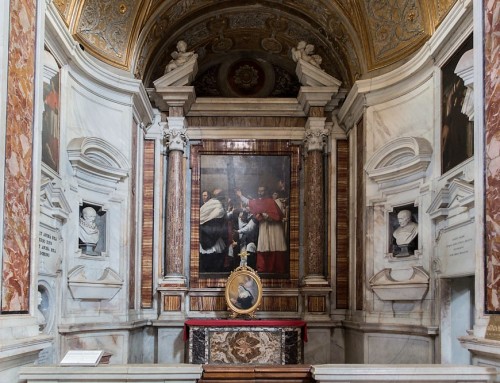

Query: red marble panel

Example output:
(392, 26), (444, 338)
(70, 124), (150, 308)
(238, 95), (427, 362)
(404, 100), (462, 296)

(336, 140), (349, 309)
(484, 1), (500, 313)
(165, 150), (185, 275)
(304, 150), (324, 276)
(1, 0), (37, 313)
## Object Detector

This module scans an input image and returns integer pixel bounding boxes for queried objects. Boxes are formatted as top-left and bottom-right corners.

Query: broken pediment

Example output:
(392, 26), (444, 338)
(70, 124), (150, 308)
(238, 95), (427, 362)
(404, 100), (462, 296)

(365, 136), (432, 189)
(67, 137), (130, 191)
(427, 178), (474, 221)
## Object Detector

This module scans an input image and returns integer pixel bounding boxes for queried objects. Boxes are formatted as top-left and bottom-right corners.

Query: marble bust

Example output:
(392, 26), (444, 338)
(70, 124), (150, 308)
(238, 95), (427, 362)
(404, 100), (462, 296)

(392, 209), (418, 256)
(36, 291), (46, 332)
(79, 206), (99, 250)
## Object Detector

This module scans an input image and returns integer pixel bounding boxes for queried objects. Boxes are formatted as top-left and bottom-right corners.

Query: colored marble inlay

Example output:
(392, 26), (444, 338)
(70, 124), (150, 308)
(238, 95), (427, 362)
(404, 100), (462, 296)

(189, 326), (302, 365)
(1, 0), (37, 313)
(484, 0), (500, 313)
(165, 150), (184, 276)
(336, 140), (350, 309)
(163, 295), (181, 311)
(304, 150), (324, 276)
(140, 140), (155, 308)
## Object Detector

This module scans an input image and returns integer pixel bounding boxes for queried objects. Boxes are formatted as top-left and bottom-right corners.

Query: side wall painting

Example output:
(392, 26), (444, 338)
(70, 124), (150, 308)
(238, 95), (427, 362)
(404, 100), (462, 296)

(190, 140), (300, 289)
(441, 35), (473, 175)
(42, 72), (60, 172)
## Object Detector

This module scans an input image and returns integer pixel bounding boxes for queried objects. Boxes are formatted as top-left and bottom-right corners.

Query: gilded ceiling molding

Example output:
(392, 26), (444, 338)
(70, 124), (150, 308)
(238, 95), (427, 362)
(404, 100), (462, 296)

(137, 2), (361, 87)
(362, 0), (427, 69)
(63, 0), (453, 78)
(73, 0), (150, 69)
(52, 0), (75, 25)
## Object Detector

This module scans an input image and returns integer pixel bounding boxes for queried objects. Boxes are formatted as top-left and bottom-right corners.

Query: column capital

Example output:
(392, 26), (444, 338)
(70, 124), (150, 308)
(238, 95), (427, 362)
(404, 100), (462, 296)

(164, 117), (189, 152)
(304, 117), (330, 152)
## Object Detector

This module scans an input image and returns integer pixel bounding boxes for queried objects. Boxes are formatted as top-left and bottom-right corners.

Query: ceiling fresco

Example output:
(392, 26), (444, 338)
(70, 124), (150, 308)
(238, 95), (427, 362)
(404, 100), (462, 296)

(53, 0), (457, 90)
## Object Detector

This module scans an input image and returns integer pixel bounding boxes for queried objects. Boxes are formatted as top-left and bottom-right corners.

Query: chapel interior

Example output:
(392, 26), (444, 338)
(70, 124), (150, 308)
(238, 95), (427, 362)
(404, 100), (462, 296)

(1, 0), (499, 382)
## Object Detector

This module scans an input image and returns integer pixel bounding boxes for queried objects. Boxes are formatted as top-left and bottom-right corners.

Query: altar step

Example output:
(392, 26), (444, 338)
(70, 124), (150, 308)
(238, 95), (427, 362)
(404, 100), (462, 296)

(198, 364), (313, 383)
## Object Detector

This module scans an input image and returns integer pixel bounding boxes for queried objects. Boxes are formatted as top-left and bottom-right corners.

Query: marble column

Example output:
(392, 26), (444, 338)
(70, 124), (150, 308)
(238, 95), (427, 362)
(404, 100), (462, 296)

(163, 113), (188, 286)
(303, 116), (330, 286)
(151, 58), (197, 320)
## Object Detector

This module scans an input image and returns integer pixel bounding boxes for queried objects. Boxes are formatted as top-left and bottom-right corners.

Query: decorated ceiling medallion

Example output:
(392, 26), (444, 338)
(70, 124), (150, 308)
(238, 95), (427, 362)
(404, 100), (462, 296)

(226, 59), (268, 97)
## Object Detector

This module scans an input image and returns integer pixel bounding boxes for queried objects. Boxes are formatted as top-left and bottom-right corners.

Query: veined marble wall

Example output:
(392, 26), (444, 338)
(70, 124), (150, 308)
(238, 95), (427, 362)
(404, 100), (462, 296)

(484, 0), (500, 314)
(2, 0), (37, 314)
(3, 0), (499, 378)
(0, 0), (53, 380)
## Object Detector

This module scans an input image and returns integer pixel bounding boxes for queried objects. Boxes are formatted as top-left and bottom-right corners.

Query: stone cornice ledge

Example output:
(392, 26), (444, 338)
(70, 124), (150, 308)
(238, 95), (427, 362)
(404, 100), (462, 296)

(19, 364), (203, 382)
(342, 320), (438, 336)
(312, 364), (496, 382)
(58, 320), (151, 334)
(459, 335), (500, 358)
(0, 335), (52, 359)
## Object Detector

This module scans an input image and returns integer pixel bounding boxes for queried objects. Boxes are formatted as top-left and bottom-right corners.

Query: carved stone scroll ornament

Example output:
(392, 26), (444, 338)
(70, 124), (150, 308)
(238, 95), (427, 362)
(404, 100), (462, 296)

(164, 124), (188, 152)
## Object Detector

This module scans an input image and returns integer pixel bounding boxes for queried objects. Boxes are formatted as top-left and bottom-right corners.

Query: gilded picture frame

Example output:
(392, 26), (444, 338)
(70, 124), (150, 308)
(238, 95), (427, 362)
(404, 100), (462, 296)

(225, 266), (262, 318)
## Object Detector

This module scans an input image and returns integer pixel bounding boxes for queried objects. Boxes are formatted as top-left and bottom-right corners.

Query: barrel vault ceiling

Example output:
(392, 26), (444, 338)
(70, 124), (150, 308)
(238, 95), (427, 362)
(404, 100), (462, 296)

(52, 0), (457, 90)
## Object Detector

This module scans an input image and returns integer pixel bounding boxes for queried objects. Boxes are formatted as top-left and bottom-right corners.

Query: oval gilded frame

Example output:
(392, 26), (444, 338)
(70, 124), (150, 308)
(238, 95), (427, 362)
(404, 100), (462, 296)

(225, 266), (262, 318)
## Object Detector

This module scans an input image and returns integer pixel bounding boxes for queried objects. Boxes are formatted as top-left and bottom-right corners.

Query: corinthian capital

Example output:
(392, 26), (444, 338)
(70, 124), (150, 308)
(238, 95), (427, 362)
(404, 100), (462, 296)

(164, 117), (188, 152)
(304, 117), (330, 152)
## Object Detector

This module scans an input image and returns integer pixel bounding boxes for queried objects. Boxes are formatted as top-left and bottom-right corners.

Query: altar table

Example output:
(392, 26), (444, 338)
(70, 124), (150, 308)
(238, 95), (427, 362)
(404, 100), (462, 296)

(184, 319), (307, 365)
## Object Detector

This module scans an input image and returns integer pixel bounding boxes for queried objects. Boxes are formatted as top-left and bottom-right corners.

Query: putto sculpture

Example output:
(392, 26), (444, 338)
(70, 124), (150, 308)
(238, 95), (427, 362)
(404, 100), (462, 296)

(291, 40), (323, 68)
(164, 40), (198, 73)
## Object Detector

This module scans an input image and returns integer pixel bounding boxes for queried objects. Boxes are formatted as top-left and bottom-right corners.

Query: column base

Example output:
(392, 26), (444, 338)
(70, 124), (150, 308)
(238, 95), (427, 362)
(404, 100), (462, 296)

(301, 275), (329, 287)
(161, 275), (187, 287)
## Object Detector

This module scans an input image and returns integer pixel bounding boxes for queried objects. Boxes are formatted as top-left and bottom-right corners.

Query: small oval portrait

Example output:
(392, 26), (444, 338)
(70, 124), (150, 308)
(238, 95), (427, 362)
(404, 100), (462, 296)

(225, 267), (262, 317)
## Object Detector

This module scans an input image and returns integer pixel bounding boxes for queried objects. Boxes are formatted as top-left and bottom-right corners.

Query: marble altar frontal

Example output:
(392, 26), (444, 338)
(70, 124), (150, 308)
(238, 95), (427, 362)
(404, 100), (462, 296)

(189, 325), (303, 365)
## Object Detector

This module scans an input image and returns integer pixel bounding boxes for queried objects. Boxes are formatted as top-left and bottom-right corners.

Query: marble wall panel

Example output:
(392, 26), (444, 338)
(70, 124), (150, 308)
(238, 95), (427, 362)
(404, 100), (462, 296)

(355, 119), (364, 310)
(484, 0), (500, 313)
(63, 332), (127, 364)
(366, 333), (433, 364)
(365, 81), (433, 161)
(1, 0), (37, 313)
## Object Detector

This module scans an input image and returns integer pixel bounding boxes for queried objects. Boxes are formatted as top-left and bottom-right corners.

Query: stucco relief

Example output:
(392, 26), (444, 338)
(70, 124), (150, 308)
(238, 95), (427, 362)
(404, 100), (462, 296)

(76, 0), (137, 62)
(364, 0), (425, 59)
(53, 0), (71, 22)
